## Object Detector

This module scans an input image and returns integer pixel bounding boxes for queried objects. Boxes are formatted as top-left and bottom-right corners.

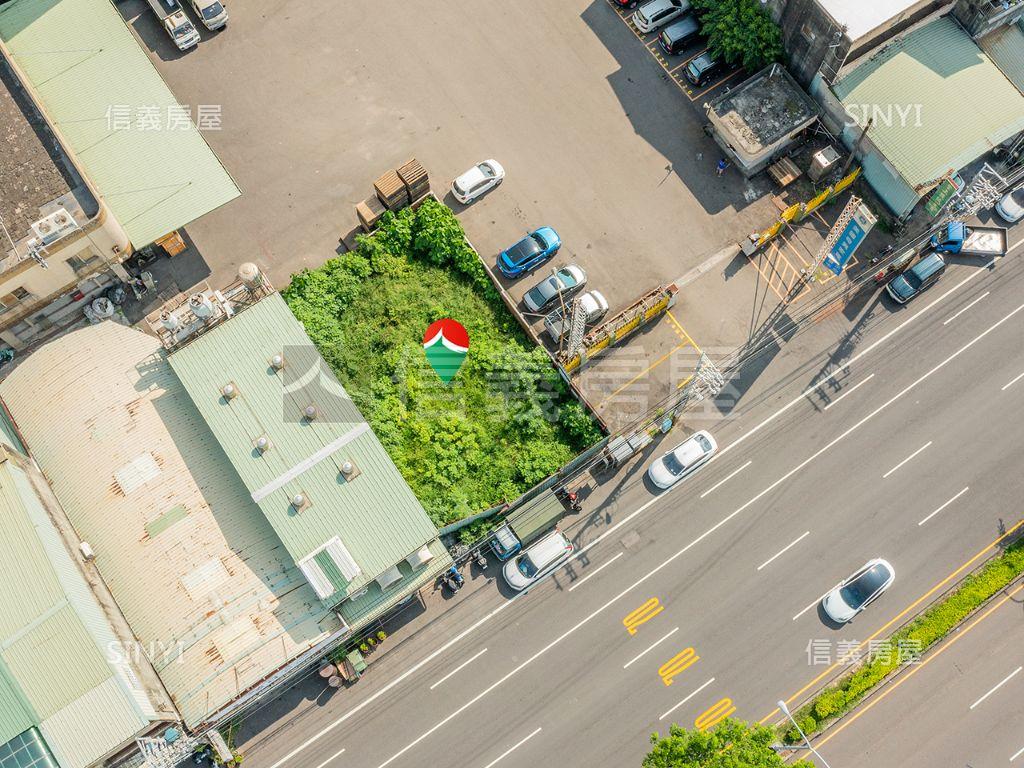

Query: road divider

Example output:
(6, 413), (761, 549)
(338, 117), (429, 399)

(757, 531), (810, 571)
(658, 648), (699, 686)
(660, 678), (716, 721)
(968, 665), (1022, 710)
(312, 747), (345, 768)
(918, 487), (969, 526)
(699, 460), (752, 499)
(943, 291), (989, 325)
(481, 727), (542, 768)
(429, 648), (488, 691)
(1003, 370), (1024, 391)
(882, 441), (932, 479)
(624, 627), (679, 669)
(823, 373), (874, 411)
(569, 552), (623, 592)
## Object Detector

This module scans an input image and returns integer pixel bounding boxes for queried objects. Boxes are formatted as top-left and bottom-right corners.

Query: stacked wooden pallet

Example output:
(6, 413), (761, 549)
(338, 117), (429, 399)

(397, 158), (430, 202)
(373, 170), (410, 211)
(356, 194), (386, 233)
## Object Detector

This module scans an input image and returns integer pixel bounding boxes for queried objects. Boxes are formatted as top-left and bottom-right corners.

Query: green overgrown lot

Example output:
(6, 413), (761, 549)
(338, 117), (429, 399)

(283, 198), (601, 527)
(784, 536), (1024, 743)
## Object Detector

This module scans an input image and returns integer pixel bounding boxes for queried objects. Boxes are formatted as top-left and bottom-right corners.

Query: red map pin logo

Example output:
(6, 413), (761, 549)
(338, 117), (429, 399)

(422, 319), (469, 384)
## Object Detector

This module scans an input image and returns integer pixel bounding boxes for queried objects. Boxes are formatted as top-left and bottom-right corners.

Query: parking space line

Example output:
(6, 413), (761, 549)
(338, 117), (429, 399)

(669, 47), (707, 73)
(918, 486), (969, 526)
(687, 68), (744, 102)
(757, 531), (810, 571)
(823, 373), (875, 411)
(969, 665), (1022, 710)
(699, 460), (752, 499)
(429, 648), (488, 690)
(882, 441), (932, 479)
(1004, 370), (1024, 391)
(665, 310), (701, 351)
(569, 552), (624, 592)
(480, 728), (542, 768)
(624, 626), (679, 669)
(943, 291), (989, 325)
(779, 231), (811, 268)
(659, 678), (716, 721)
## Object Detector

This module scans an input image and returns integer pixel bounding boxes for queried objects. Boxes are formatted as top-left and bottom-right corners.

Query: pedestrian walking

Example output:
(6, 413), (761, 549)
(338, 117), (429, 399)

(716, 158), (728, 176)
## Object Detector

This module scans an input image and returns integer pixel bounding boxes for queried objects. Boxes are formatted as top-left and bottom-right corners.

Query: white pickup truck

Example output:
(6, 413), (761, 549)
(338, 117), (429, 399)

(187, 0), (228, 31)
(544, 291), (609, 343)
(147, 0), (200, 51)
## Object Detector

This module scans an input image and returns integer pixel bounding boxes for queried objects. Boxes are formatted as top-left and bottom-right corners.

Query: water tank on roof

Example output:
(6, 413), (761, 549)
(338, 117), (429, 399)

(190, 292), (214, 318)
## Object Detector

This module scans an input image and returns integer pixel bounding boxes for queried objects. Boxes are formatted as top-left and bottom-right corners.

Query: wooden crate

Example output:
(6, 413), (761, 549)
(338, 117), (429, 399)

(374, 170), (410, 210)
(397, 158), (430, 199)
(356, 195), (386, 233)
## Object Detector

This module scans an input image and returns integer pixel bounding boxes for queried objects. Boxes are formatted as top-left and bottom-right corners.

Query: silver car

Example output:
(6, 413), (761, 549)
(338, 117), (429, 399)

(632, 0), (689, 33)
(502, 529), (574, 591)
(522, 265), (586, 312)
(995, 186), (1024, 224)
(647, 430), (717, 489)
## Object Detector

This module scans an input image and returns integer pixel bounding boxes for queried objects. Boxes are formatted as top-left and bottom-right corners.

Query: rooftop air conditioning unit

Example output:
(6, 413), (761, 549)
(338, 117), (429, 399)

(31, 208), (77, 245)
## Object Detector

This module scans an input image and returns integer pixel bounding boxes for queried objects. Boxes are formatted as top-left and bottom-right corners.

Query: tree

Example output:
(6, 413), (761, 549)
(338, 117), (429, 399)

(643, 719), (814, 768)
(693, 0), (783, 73)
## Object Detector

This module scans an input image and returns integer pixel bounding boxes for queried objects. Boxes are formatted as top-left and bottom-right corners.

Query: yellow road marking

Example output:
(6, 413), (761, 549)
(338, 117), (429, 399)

(779, 231), (811, 267)
(816, 582), (1024, 748)
(623, 597), (664, 635)
(759, 518), (1024, 725)
(665, 310), (702, 352)
(687, 69), (745, 102)
(659, 647), (699, 685)
(597, 341), (689, 409)
(695, 698), (736, 731)
(669, 47), (707, 73)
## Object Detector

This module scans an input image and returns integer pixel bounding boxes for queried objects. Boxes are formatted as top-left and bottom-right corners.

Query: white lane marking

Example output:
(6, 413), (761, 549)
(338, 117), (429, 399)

(264, 283), (1023, 768)
(918, 487), (970, 526)
(623, 627), (680, 669)
(882, 441), (933, 479)
(711, 253), (1005, 465)
(757, 531), (811, 571)
(969, 666), (1023, 710)
(429, 648), (488, 691)
(659, 677), (717, 721)
(823, 373), (875, 411)
(943, 291), (989, 325)
(793, 582), (843, 621)
(480, 727), (542, 768)
(1003, 371), (1024, 391)
(699, 460), (752, 498)
(312, 748), (345, 768)
(569, 552), (624, 592)
(1012, 744), (1024, 762)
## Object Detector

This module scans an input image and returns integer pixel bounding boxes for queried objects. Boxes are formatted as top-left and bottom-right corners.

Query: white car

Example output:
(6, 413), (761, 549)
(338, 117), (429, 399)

(995, 186), (1024, 224)
(523, 265), (587, 312)
(188, 0), (228, 30)
(632, 0), (690, 33)
(647, 430), (717, 489)
(821, 559), (895, 624)
(502, 529), (574, 591)
(451, 160), (505, 204)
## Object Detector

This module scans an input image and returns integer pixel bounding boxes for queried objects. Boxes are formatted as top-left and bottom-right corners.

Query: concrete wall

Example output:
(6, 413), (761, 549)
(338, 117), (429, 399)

(954, 0), (1024, 37)
(779, 0), (851, 87)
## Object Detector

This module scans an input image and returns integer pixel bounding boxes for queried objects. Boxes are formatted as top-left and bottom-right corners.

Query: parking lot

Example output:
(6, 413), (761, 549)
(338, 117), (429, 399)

(124, 0), (805, 429)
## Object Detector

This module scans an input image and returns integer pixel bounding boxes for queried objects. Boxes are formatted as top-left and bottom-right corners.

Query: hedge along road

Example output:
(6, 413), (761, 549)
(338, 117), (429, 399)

(260, 240), (1024, 768)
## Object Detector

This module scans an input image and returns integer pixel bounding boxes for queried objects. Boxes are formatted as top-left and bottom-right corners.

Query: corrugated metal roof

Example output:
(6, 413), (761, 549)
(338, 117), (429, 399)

(980, 21), (1024, 96)
(167, 295), (446, 619)
(833, 16), (1024, 188)
(0, 322), (340, 727)
(0, 0), (240, 247)
(0, 460), (150, 763)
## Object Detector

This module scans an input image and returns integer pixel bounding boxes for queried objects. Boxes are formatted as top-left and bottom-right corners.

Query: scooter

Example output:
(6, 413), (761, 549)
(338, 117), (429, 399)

(441, 564), (464, 593)
(472, 549), (488, 571)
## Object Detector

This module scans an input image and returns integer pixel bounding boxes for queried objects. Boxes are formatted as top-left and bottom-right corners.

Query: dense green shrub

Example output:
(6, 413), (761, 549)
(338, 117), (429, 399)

(645, 719), (814, 767)
(283, 197), (600, 526)
(690, 0), (783, 72)
(784, 538), (1024, 742)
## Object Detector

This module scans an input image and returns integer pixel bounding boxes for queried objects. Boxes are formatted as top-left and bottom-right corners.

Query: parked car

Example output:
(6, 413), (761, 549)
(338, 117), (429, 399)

(451, 159), (505, 204)
(544, 290), (609, 343)
(647, 430), (717, 489)
(684, 51), (725, 87)
(502, 529), (574, 591)
(498, 227), (561, 278)
(187, 0), (228, 30)
(523, 265), (587, 312)
(885, 252), (946, 304)
(632, 0), (689, 33)
(821, 559), (895, 624)
(995, 186), (1024, 223)
(658, 14), (701, 55)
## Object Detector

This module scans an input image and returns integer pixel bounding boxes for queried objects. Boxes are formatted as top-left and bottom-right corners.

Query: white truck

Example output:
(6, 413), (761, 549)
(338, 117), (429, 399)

(147, 0), (201, 51)
(187, 0), (229, 31)
(544, 290), (609, 343)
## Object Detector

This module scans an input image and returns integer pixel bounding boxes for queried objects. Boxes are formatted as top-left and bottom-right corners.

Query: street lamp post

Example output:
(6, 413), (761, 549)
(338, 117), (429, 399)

(776, 700), (833, 768)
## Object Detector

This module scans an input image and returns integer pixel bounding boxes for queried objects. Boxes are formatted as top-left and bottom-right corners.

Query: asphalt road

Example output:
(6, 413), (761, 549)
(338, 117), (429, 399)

(817, 579), (1024, 767)
(239, 227), (1024, 768)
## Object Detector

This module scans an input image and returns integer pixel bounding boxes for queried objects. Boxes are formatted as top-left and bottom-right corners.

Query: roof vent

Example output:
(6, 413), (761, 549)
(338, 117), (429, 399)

(291, 492), (310, 512)
(79, 541), (96, 562)
(255, 435), (272, 453)
(270, 353), (286, 371)
(31, 207), (77, 245)
(190, 292), (215, 319)
(222, 382), (239, 400)
(339, 460), (361, 481)
(303, 404), (318, 420)
(160, 310), (181, 332)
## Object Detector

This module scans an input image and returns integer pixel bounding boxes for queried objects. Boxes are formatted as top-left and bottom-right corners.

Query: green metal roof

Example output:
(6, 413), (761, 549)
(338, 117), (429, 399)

(833, 16), (1024, 189)
(0, 459), (150, 767)
(0, 0), (240, 248)
(168, 294), (447, 618)
(980, 20), (1024, 96)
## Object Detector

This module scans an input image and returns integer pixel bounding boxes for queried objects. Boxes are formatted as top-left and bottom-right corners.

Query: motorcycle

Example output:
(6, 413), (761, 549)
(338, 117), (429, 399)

(472, 548), (488, 570)
(441, 564), (464, 593)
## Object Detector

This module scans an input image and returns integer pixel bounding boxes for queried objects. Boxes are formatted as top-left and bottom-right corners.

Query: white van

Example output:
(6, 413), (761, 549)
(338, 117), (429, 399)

(502, 529), (573, 591)
(188, 0), (228, 30)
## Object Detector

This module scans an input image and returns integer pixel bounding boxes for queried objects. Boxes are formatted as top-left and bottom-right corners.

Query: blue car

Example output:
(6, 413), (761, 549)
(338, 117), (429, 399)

(498, 227), (561, 278)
